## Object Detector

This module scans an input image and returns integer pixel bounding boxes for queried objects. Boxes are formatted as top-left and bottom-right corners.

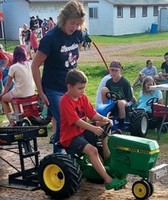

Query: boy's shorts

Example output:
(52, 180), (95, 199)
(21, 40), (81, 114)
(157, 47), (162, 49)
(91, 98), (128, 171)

(67, 130), (97, 155)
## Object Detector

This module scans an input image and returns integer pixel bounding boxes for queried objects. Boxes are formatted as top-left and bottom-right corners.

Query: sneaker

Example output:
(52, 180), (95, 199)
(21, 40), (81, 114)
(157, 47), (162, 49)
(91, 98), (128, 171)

(105, 178), (127, 190)
(49, 134), (54, 144)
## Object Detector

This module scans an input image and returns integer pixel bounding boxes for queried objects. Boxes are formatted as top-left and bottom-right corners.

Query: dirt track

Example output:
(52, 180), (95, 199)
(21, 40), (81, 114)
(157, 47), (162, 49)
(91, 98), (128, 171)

(78, 40), (167, 65)
(0, 143), (168, 200)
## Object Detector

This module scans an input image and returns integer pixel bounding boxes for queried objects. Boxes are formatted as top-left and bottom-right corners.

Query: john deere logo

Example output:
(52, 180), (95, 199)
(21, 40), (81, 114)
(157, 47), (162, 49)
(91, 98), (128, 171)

(38, 128), (45, 135)
(14, 134), (23, 140)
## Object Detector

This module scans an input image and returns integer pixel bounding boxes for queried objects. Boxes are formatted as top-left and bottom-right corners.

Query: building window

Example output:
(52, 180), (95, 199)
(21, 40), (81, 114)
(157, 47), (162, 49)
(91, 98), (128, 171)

(89, 7), (98, 19)
(117, 6), (123, 18)
(153, 6), (158, 16)
(130, 6), (136, 18)
(142, 6), (147, 17)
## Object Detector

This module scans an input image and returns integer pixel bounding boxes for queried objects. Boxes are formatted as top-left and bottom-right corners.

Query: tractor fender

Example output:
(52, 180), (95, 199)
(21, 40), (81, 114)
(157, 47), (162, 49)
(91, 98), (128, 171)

(96, 100), (116, 116)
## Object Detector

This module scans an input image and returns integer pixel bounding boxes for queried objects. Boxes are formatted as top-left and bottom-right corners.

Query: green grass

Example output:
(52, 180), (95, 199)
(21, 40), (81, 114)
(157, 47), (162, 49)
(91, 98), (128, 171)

(0, 40), (19, 52)
(90, 32), (168, 44)
(0, 33), (167, 106)
(1, 33), (168, 149)
(133, 46), (168, 57)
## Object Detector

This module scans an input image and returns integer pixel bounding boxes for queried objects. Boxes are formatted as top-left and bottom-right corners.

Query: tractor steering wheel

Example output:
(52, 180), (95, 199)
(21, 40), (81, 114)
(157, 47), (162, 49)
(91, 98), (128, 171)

(97, 122), (112, 142)
(106, 91), (120, 102)
(146, 97), (158, 107)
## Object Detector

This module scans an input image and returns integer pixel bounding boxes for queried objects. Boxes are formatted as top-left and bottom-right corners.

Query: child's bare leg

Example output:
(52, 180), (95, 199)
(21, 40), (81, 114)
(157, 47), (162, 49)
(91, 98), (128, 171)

(94, 121), (111, 160)
(101, 87), (110, 103)
(83, 144), (112, 183)
(117, 100), (126, 119)
(102, 136), (110, 160)
(117, 100), (127, 129)
(1, 93), (14, 126)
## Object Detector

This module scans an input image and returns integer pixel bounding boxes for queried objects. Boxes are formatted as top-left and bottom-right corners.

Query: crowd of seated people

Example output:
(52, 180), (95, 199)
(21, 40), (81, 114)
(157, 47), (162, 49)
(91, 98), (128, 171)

(95, 55), (168, 127)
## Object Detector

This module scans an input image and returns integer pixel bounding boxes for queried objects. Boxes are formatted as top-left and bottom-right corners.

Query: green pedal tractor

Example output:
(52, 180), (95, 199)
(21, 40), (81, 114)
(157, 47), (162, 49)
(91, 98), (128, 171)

(38, 125), (168, 200)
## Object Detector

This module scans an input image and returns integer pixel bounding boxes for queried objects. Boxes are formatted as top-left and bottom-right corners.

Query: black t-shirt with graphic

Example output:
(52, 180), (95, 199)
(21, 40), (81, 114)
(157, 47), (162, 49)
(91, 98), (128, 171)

(39, 26), (83, 93)
(106, 76), (133, 102)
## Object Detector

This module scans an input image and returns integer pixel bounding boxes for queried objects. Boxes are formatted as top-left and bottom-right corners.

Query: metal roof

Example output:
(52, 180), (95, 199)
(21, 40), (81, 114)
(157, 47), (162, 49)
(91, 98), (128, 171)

(27, 0), (99, 3)
(108, 0), (168, 6)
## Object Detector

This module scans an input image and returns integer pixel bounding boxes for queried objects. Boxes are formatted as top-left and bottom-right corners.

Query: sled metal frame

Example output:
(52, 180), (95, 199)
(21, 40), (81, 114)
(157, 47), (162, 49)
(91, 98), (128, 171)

(0, 126), (47, 190)
(0, 138), (40, 190)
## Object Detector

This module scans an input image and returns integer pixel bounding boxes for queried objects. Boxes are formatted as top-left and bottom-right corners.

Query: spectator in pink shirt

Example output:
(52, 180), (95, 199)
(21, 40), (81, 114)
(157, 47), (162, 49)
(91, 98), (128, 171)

(30, 26), (39, 53)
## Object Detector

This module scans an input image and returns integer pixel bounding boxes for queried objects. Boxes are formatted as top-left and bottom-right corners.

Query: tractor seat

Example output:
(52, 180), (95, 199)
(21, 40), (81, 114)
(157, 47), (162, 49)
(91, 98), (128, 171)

(12, 94), (40, 117)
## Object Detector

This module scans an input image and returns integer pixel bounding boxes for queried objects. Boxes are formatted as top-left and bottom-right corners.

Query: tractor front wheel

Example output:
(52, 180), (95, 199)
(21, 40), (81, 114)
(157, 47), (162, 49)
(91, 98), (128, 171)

(38, 153), (82, 199)
(147, 181), (154, 197)
(132, 180), (151, 200)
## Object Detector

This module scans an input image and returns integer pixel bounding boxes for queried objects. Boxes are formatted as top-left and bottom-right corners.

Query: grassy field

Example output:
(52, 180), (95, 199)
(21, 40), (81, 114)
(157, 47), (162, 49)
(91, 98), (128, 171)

(90, 32), (168, 44)
(79, 33), (168, 104)
(0, 33), (168, 150)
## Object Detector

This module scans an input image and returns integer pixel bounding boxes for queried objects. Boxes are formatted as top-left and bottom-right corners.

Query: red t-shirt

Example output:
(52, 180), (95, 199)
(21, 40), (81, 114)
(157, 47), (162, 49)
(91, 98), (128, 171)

(0, 52), (7, 80)
(30, 32), (39, 49)
(0, 51), (7, 61)
(0, 51), (13, 67)
(4, 52), (13, 66)
(60, 93), (96, 147)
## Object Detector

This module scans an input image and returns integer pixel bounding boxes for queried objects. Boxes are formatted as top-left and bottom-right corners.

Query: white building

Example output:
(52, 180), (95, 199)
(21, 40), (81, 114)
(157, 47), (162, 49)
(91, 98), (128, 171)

(2, 0), (98, 40)
(88, 0), (168, 36)
(2, 0), (168, 39)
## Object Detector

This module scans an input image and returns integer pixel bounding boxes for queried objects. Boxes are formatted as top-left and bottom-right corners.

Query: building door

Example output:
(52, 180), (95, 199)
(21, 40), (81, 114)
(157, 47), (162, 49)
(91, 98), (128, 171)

(159, 8), (168, 31)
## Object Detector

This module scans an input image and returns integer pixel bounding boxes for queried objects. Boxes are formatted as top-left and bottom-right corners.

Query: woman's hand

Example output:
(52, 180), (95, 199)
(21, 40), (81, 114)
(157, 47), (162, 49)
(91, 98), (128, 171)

(39, 92), (50, 106)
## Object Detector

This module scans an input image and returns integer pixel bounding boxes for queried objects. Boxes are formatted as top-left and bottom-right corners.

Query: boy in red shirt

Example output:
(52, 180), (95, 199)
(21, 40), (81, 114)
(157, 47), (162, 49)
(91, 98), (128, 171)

(60, 69), (127, 190)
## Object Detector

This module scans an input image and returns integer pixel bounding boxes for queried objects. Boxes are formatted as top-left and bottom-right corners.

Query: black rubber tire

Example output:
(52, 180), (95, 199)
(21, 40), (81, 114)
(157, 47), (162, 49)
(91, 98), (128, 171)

(147, 181), (154, 197)
(16, 119), (30, 126)
(38, 153), (82, 199)
(129, 111), (148, 137)
(28, 116), (51, 126)
(132, 180), (151, 200)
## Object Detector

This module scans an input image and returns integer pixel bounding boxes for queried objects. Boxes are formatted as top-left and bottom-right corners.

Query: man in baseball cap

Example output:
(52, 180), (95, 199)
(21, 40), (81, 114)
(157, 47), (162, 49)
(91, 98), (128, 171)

(109, 60), (122, 69)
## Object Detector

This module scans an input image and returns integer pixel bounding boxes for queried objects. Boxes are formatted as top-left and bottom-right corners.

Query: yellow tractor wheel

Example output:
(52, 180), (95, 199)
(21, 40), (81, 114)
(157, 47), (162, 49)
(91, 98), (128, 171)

(38, 153), (82, 199)
(132, 180), (151, 200)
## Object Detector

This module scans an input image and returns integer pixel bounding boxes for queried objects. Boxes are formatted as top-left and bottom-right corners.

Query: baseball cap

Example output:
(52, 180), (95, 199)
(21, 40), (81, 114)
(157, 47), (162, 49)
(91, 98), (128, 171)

(109, 61), (122, 70)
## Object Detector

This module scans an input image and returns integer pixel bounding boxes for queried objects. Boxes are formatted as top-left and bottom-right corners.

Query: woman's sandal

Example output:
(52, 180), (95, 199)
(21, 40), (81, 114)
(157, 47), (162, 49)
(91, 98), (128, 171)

(105, 178), (127, 190)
